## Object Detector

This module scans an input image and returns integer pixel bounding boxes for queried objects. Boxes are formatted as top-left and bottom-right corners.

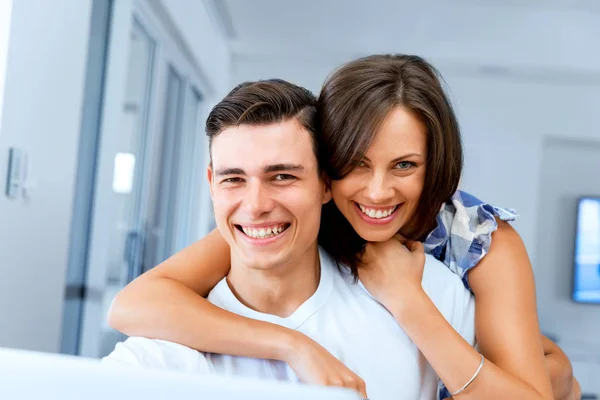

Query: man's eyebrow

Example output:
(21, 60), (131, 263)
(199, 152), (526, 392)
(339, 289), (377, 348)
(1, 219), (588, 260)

(263, 163), (305, 173)
(214, 167), (245, 176)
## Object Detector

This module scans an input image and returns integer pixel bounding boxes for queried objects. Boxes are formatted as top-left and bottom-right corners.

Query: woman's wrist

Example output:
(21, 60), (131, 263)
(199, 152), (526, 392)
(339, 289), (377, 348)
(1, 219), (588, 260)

(271, 327), (305, 362)
(387, 286), (430, 325)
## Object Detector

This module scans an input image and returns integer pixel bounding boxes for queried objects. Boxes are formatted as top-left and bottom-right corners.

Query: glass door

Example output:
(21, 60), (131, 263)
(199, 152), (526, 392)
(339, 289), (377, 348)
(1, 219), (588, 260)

(79, 19), (157, 358)
(99, 21), (155, 356)
(74, 0), (208, 358)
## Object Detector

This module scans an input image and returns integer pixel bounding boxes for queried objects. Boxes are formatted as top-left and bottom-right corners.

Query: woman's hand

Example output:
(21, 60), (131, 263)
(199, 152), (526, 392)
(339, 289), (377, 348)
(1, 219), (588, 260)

(282, 331), (368, 399)
(358, 236), (426, 310)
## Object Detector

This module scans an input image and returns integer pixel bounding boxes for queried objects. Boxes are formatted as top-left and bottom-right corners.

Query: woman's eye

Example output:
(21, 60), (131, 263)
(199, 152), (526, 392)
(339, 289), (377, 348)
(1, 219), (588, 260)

(395, 161), (415, 170)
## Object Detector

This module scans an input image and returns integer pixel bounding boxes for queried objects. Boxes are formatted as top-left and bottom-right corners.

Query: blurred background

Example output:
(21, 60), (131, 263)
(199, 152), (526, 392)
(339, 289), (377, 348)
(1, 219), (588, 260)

(0, 0), (599, 394)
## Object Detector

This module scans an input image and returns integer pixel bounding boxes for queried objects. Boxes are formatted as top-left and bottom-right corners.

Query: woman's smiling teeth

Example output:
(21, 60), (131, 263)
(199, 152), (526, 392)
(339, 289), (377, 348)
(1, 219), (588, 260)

(241, 224), (288, 239)
(358, 203), (398, 219)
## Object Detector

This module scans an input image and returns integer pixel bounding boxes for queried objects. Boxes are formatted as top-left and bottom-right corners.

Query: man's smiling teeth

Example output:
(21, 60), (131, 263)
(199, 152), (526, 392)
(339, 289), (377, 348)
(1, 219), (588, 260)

(242, 225), (287, 239)
(358, 204), (398, 219)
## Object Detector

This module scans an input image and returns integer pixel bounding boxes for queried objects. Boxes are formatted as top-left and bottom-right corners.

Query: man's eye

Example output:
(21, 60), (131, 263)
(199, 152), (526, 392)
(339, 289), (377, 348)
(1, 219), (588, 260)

(273, 174), (296, 181)
(222, 177), (243, 183)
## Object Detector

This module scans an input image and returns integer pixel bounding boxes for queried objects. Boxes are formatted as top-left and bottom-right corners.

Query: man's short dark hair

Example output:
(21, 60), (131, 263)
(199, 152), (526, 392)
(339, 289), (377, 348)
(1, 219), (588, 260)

(205, 79), (319, 167)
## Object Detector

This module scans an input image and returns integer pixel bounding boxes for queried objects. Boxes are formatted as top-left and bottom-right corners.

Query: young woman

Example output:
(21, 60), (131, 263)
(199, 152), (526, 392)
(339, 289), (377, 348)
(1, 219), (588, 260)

(108, 54), (576, 399)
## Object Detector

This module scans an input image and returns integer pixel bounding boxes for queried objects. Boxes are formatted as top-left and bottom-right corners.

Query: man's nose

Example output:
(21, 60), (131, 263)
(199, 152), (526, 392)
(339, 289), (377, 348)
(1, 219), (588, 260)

(243, 181), (275, 217)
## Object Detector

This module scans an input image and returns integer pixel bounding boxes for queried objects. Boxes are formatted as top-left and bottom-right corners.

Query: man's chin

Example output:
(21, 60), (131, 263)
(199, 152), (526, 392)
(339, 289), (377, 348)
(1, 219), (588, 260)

(239, 252), (286, 271)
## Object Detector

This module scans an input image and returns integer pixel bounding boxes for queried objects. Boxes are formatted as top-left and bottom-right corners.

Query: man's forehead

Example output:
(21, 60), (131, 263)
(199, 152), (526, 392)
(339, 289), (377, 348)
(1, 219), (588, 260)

(210, 122), (317, 170)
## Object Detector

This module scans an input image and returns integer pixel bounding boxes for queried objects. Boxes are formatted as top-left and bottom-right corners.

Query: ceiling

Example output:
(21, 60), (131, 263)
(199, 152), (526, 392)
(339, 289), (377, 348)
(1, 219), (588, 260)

(207, 0), (600, 74)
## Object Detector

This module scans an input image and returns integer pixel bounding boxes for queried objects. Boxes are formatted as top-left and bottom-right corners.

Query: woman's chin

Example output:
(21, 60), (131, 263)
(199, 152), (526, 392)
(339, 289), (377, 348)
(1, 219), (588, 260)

(354, 227), (398, 243)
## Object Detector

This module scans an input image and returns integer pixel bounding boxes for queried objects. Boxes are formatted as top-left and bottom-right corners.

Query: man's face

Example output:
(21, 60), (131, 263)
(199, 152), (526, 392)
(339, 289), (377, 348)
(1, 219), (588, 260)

(208, 119), (331, 271)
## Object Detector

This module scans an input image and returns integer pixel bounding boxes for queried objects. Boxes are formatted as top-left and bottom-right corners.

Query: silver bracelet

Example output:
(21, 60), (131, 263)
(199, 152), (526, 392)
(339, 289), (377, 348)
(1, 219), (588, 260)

(449, 354), (485, 396)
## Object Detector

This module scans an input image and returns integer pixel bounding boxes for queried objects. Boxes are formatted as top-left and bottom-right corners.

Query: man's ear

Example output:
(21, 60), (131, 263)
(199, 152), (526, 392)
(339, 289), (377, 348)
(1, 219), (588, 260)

(207, 165), (214, 200)
(321, 173), (333, 204)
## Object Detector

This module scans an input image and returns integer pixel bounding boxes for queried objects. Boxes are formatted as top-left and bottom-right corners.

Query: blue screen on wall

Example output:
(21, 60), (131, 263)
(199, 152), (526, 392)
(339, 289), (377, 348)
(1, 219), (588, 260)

(573, 197), (600, 304)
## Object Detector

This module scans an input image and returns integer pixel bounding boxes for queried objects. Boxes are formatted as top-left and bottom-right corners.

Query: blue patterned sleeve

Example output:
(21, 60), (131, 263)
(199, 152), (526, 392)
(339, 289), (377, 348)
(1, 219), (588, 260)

(438, 382), (451, 399)
(426, 191), (517, 399)
(423, 190), (518, 292)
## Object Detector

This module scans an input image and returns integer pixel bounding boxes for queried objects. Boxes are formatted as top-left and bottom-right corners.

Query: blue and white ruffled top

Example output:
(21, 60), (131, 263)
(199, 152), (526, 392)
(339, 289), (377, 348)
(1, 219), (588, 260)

(425, 190), (517, 399)
(424, 190), (517, 292)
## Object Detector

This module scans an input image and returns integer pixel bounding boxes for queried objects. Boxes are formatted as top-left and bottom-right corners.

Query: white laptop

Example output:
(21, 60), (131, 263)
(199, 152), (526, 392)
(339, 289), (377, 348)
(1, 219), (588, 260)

(0, 347), (360, 400)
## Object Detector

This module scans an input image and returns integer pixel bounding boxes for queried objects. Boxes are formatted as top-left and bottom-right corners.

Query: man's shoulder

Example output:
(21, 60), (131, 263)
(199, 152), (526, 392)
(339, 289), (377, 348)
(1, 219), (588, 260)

(421, 254), (475, 342)
(206, 278), (231, 307)
(423, 254), (460, 284)
(317, 247), (357, 288)
(421, 254), (471, 301)
(102, 337), (211, 373)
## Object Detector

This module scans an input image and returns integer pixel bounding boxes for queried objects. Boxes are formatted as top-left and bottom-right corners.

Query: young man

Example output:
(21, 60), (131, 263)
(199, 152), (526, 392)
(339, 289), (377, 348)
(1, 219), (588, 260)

(103, 79), (475, 400)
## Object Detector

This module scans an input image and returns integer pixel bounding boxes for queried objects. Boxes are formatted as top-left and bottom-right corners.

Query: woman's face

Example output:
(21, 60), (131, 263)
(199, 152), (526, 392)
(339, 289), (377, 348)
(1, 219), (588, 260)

(331, 106), (427, 242)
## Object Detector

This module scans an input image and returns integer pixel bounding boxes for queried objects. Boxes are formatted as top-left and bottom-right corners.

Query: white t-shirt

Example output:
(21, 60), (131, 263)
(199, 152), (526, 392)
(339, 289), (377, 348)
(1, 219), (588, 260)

(103, 248), (475, 400)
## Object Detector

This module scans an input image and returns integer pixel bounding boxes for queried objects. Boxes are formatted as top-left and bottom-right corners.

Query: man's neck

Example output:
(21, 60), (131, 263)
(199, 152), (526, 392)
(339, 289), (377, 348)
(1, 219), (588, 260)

(226, 244), (321, 318)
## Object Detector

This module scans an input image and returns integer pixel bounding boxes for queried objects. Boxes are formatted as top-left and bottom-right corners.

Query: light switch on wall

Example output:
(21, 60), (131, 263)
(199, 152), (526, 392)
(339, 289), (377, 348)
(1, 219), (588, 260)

(5, 147), (27, 199)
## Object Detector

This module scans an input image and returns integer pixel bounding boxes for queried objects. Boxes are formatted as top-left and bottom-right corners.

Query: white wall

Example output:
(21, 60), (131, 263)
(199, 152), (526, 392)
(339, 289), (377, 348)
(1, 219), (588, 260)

(227, 1), (600, 76)
(159, 0), (230, 99)
(232, 55), (341, 94)
(0, 0), (94, 352)
(0, 0), (13, 134)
